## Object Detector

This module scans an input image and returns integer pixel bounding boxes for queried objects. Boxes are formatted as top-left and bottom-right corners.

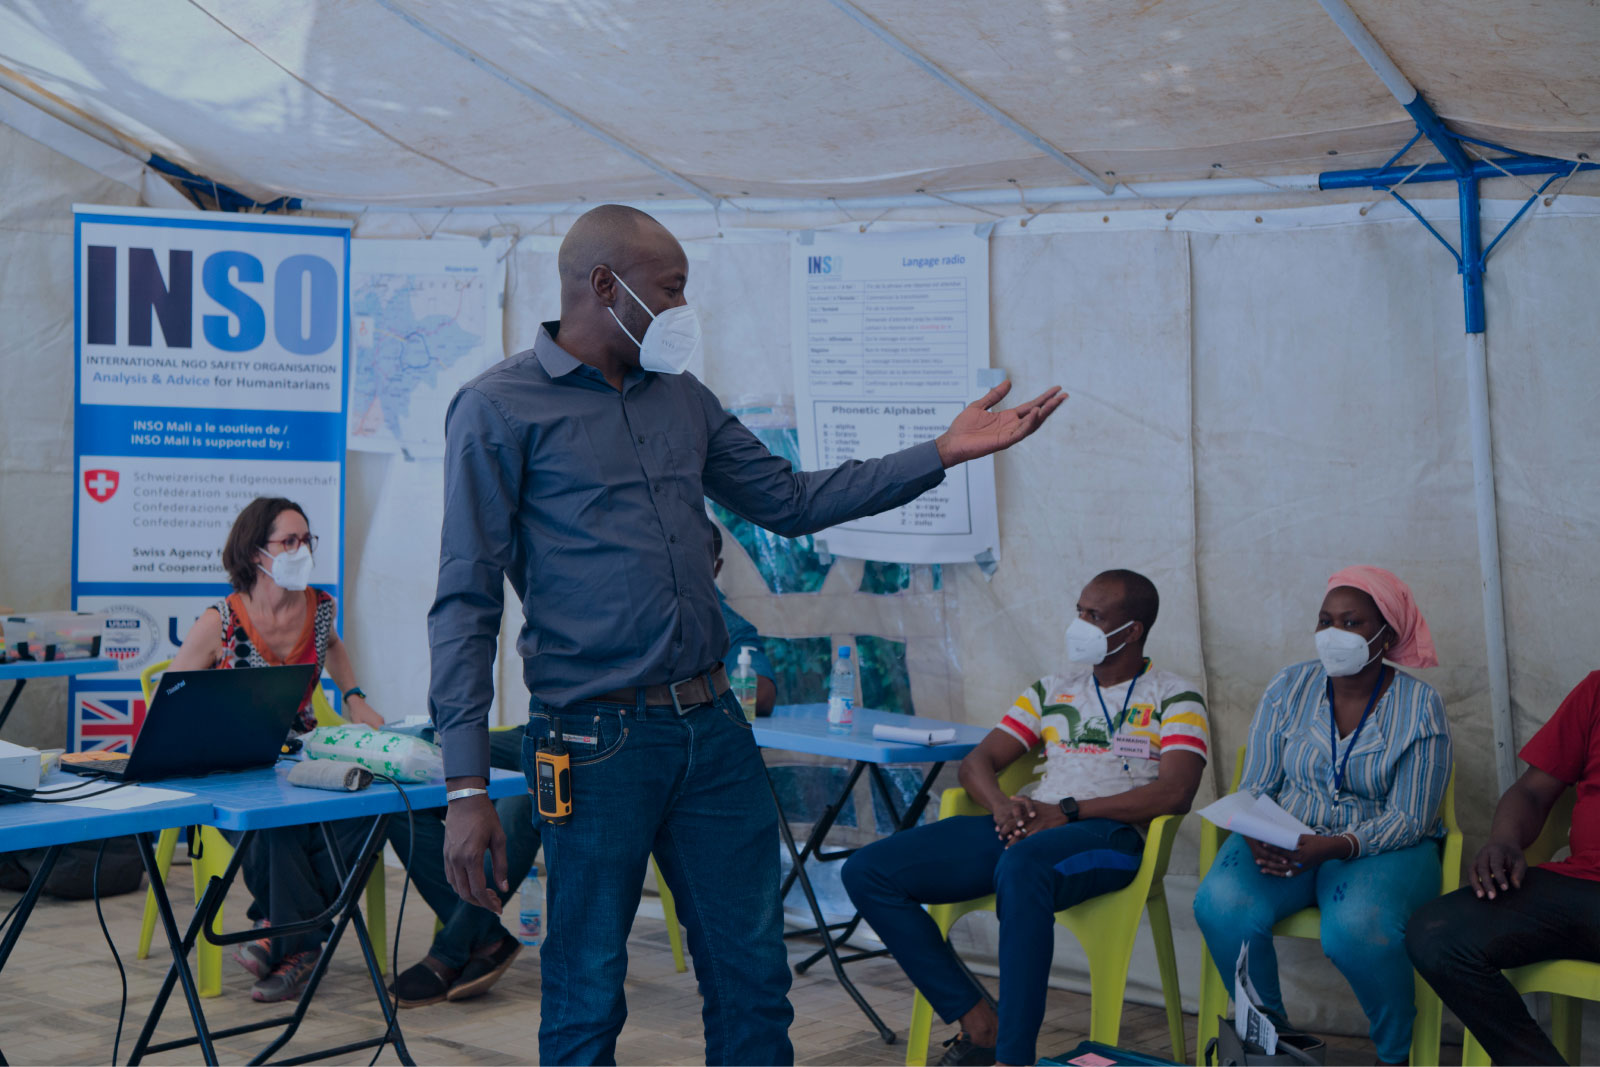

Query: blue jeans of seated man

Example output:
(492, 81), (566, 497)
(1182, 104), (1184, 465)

(840, 813), (1145, 1066)
(1193, 832), (1441, 1065)
(526, 691), (794, 1066)
(386, 727), (541, 970)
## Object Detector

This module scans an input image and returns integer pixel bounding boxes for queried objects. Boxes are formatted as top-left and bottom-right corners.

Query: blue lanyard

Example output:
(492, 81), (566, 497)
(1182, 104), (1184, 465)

(1094, 661), (1148, 770)
(1327, 666), (1387, 796)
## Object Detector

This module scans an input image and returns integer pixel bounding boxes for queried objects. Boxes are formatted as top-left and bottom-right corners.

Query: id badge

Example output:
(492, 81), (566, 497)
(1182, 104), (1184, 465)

(1111, 735), (1152, 761)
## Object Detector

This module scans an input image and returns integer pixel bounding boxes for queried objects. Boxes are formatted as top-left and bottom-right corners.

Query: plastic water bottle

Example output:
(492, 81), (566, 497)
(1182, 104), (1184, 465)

(517, 866), (542, 947)
(827, 645), (855, 732)
(732, 645), (759, 722)
(301, 724), (444, 782)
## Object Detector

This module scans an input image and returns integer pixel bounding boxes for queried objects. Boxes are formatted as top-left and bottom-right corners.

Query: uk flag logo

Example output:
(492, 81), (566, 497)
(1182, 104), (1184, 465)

(84, 469), (120, 502)
(73, 693), (147, 753)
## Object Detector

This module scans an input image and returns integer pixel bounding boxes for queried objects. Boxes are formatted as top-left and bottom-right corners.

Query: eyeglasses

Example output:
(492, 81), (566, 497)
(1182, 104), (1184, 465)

(263, 533), (318, 553)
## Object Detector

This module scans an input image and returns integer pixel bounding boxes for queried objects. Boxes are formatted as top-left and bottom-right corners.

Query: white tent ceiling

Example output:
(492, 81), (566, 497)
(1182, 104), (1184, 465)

(0, 0), (1595, 209)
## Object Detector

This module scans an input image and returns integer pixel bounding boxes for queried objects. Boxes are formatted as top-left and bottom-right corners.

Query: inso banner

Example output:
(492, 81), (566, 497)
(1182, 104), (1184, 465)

(70, 206), (350, 750)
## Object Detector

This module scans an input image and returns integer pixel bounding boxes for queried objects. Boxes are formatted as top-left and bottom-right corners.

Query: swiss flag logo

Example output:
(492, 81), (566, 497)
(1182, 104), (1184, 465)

(85, 469), (120, 502)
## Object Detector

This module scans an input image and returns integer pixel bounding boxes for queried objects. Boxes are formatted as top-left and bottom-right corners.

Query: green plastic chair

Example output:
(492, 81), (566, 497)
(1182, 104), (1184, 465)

(1461, 791), (1593, 1066)
(905, 753), (1187, 1066)
(134, 660), (389, 995)
(1195, 745), (1461, 1066)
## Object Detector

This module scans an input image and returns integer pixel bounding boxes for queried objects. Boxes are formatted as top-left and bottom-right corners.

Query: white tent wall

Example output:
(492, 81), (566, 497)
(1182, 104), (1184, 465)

(0, 121), (141, 743)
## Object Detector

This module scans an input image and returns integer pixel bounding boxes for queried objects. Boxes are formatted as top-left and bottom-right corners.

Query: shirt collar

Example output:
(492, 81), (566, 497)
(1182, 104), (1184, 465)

(534, 320), (647, 391)
(534, 321), (586, 379)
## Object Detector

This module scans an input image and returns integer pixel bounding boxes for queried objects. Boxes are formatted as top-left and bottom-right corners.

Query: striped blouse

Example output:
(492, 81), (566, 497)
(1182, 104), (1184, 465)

(1238, 661), (1451, 856)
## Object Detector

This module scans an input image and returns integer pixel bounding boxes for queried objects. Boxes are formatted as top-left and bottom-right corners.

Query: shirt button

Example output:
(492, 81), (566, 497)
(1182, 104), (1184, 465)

(637, 434), (645, 444)
(669, 534), (679, 544)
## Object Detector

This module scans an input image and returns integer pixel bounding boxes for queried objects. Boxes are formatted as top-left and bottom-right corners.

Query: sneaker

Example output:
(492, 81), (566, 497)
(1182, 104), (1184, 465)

(234, 920), (272, 979)
(937, 1032), (997, 1066)
(250, 947), (321, 1003)
(446, 934), (522, 1002)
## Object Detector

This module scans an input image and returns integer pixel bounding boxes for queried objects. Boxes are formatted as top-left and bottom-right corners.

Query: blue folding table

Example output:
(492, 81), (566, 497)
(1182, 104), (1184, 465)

(0, 780), (215, 1066)
(124, 763), (526, 1067)
(754, 704), (988, 1043)
(0, 657), (118, 734)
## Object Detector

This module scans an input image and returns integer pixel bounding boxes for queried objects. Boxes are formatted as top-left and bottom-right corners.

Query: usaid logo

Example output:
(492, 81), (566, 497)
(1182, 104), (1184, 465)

(84, 245), (339, 355)
(806, 255), (841, 276)
(99, 602), (162, 671)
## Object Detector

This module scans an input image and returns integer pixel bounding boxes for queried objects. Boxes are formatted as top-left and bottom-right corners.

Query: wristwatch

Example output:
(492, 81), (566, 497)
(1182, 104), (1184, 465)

(343, 687), (366, 704)
(1058, 796), (1080, 823)
(445, 787), (488, 803)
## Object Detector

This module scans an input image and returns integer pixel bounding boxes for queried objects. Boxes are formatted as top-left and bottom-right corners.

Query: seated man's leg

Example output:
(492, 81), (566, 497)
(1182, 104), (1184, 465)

(1407, 868), (1600, 1066)
(841, 816), (1004, 1034)
(989, 818), (1144, 1067)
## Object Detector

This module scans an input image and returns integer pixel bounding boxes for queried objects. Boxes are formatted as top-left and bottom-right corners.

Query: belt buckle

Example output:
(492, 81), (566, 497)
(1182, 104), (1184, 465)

(668, 674), (703, 717)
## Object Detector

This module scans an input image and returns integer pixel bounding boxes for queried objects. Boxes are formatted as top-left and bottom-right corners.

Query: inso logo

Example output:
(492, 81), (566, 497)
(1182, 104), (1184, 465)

(806, 255), (840, 275)
(84, 246), (339, 355)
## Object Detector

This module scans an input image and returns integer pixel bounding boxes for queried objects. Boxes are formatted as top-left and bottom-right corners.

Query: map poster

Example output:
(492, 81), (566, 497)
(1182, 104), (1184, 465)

(347, 238), (506, 456)
(70, 205), (349, 750)
(790, 228), (999, 564)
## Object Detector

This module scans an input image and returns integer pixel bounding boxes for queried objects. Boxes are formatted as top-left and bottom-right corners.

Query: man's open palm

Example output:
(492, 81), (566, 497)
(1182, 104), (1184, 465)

(935, 381), (1067, 467)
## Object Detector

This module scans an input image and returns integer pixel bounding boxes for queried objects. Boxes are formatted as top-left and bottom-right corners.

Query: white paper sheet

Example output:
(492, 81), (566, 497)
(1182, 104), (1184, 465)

(1197, 791), (1315, 851)
(56, 782), (196, 810)
(871, 724), (957, 746)
(790, 229), (999, 563)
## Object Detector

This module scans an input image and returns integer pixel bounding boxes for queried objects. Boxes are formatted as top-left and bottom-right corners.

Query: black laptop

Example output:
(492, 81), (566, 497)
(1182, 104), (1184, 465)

(62, 665), (316, 782)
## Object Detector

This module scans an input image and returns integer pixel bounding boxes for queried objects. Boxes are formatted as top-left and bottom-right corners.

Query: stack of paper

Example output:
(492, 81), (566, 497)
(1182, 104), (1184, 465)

(1197, 791), (1314, 850)
(871, 724), (957, 746)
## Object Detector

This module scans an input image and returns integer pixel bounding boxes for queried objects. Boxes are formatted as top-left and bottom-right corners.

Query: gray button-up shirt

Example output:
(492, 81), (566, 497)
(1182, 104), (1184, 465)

(428, 322), (946, 778)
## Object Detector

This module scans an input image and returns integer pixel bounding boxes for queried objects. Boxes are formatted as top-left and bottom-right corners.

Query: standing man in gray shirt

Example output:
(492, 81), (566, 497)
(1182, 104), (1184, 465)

(429, 204), (1065, 1065)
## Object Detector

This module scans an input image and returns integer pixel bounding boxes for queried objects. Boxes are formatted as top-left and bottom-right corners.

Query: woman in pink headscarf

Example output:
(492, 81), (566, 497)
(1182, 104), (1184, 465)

(1193, 566), (1452, 1065)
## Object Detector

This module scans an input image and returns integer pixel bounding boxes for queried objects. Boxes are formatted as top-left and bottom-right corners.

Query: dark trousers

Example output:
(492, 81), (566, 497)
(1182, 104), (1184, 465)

(386, 726), (542, 969)
(232, 818), (372, 962)
(529, 692), (794, 1066)
(841, 814), (1144, 1066)
(1406, 868), (1600, 1066)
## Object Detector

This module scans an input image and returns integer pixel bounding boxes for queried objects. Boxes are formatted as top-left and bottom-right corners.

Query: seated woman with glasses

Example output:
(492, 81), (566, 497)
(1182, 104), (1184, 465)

(171, 495), (383, 1002)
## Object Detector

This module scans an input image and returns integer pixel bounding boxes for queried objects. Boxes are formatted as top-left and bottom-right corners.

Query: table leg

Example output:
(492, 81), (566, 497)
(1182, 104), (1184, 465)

(0, 679), (25, 734)
(134, 831), (219, 1064)
(767, 767), (896, 1044)
(777, 758), (868, 902)
(0, 843), (63, 1066)
(791, 761), (944, 978)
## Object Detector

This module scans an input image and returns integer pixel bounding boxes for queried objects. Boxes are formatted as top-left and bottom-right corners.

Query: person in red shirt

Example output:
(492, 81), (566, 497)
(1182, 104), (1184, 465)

(1406, 671), (1600, 1065)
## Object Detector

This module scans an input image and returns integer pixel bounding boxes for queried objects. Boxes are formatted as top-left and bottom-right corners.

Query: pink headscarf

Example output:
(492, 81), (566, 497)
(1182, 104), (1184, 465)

(1326, 565), (1439, 669)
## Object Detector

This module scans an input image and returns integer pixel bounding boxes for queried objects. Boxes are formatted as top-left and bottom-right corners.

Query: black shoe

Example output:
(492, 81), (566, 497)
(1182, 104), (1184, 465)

(937, 1033), (997, 1066)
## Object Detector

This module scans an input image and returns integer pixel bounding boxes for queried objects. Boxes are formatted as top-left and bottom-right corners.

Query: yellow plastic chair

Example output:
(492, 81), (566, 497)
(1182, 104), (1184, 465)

(134, 660), (389, 995)
(1195, 745), (1462, 1066)
(905, 754), (1187, 1066)
(1461, 791), (1594, 1066)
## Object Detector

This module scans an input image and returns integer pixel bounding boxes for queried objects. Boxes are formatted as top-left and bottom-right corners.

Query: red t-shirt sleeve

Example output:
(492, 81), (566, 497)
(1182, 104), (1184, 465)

(1519, 671), (1599, 784)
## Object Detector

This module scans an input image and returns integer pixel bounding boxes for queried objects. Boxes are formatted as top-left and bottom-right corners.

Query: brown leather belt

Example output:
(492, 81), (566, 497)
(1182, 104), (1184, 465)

(591, 665), (730, 713)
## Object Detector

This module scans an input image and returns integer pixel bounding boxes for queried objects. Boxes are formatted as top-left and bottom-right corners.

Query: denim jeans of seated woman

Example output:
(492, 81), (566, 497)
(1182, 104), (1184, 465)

(841, 813), (1146, 1066)
(523, 690), (794, 1066)
(1193, 832), (1441, 1065)
(385, 726), (540, 970)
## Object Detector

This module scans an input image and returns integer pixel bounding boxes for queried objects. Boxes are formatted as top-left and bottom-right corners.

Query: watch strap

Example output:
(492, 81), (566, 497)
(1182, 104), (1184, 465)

(1058, 796), (1080, 822)
(342, 687), (366, 704)
(445, 787), (488, 803)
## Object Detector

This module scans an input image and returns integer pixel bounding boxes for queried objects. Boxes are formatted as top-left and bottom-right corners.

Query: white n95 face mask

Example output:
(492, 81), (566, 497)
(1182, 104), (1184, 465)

(608, 270), (702, 375)
(260, 544), (314, 592)
(1315, 624), (1387, 677)
(1065, 617), (1134, 665)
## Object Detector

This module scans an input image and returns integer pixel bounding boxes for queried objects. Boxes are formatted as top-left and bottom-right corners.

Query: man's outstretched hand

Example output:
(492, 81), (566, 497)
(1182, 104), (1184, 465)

(934, 381), (1067, 468)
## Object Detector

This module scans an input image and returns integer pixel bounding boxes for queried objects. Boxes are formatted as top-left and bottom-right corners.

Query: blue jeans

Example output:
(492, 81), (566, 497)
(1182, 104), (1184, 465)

(1193, 833), (1441, 1064)
(387, 727), (541, 969)
(841, 814), (1145, 1066)
(526, 691), (794, 1066)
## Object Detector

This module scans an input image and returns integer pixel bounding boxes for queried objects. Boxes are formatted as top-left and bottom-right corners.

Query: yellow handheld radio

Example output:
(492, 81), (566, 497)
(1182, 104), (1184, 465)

(534, 716), (572, 824)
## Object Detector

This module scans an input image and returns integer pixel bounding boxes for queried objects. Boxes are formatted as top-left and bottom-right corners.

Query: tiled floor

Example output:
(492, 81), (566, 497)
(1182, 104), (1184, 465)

(0, 864), (1453, 1065)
